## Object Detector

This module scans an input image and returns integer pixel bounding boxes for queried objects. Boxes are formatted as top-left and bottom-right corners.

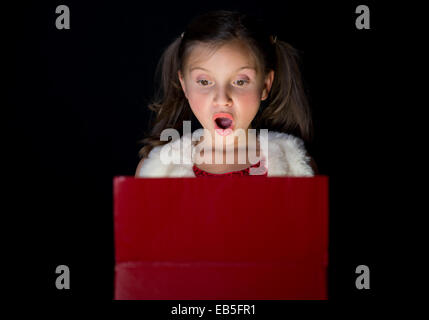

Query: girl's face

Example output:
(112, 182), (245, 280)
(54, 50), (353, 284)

(178, 41), (274, 144)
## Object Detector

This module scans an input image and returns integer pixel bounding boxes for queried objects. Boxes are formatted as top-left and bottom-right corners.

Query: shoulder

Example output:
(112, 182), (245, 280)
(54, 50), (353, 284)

(135, 144), (168, 177)
(135, 157), (150, 177)
(135, 158), (145, 176)
(135, 131), (199, 178)
(265, 131), (315, 176)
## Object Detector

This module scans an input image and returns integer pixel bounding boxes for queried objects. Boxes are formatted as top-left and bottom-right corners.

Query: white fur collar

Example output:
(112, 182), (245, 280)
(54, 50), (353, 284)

(136, 129), (314, 177)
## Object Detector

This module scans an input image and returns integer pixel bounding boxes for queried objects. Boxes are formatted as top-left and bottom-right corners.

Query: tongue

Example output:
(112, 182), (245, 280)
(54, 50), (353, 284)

(216, 117), (232, 129)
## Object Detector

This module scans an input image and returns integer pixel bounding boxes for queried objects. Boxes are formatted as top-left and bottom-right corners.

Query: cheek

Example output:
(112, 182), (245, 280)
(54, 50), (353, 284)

(187, 93), (207, 114)
(237, 91), (261, 120)
(238, 91), (260, 105)
(186, 92), (211, 126)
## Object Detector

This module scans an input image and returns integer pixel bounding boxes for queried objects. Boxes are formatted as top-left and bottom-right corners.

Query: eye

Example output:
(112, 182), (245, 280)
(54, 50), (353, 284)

(234, 79), (249, 87)
(196, 79), (213, 87)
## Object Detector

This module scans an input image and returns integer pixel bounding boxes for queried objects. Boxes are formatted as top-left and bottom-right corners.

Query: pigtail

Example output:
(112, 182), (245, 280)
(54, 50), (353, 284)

(138, 36), (192, 159)
(258, 41), (313, 142)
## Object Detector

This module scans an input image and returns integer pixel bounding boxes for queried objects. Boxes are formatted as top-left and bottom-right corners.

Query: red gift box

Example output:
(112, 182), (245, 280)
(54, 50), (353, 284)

(113, 176), (329, 300)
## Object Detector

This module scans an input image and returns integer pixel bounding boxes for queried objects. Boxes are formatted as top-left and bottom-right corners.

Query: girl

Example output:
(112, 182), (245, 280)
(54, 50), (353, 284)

(135, 10), (317, 177)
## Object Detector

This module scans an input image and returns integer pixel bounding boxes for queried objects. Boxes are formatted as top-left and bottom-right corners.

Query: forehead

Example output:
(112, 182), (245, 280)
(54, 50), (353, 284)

(185, 41), (258, 73)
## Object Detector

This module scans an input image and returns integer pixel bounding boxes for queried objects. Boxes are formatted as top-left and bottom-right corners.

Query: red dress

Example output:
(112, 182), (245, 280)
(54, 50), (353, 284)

(192, 161), (267, 177)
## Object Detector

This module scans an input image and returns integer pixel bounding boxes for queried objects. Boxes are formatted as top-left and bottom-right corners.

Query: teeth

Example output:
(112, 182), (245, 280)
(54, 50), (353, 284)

(215, 117), (232, 129)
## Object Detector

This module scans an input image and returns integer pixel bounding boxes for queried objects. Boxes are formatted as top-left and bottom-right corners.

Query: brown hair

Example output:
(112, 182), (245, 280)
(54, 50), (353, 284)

(138, 10), (313, 159)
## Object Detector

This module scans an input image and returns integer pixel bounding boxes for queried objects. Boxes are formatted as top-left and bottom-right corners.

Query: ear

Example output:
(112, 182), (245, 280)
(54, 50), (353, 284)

(261, 70), (275, 101)
(178, 70), (188, 98)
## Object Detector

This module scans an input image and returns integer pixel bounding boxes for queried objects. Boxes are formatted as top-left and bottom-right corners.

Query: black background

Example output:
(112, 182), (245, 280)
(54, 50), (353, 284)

(7, 0), (392, 312)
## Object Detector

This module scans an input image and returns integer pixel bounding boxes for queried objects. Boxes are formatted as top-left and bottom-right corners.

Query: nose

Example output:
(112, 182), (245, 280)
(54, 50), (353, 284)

(213, 86), (232, 107)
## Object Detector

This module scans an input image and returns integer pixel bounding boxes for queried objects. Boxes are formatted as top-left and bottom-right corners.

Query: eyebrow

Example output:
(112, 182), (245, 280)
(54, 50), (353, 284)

(189, 66), (256, 73)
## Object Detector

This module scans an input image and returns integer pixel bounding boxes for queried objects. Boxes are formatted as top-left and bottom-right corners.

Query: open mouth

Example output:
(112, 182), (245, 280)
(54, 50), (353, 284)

(213, 113), (234, 129)
(213, 113), (234, 136)
(215, 117), (233, 129)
